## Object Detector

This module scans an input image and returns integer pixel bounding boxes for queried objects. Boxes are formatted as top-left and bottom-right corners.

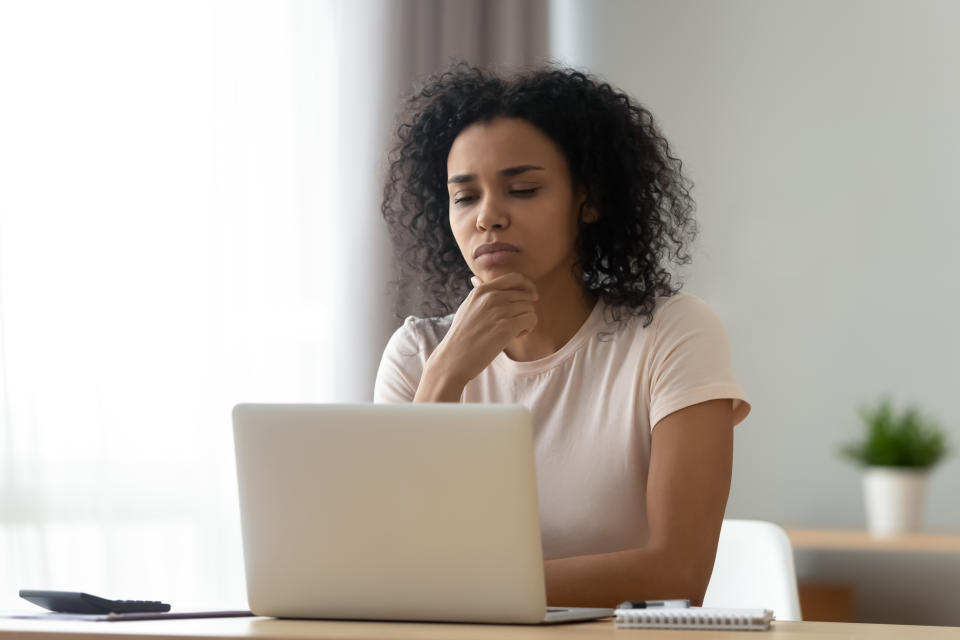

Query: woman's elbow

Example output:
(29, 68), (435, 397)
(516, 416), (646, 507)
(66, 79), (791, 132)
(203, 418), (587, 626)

(638, 545), (715, 606)
(686, 556), (719, 606)
(655, 548), (715, 606)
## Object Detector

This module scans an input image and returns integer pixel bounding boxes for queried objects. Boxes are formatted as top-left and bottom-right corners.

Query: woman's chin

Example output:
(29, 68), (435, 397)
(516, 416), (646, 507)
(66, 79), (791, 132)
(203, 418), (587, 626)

(478, 266), (526, 281)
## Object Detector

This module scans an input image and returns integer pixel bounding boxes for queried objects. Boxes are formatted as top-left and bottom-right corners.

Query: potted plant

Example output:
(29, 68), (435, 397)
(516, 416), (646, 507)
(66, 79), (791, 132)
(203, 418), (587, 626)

(839, 396), (950, 537)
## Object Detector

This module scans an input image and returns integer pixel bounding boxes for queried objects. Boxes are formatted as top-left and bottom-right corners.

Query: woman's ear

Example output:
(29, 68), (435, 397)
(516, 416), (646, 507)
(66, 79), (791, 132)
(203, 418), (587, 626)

(575, 183), (599, 223)
(580, 204), (599, 223)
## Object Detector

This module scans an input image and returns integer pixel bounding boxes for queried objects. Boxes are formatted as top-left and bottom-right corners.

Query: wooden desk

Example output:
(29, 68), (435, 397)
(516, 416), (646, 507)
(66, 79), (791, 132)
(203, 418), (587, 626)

(2, 617), (960, 639)
(786, 529), (960, 553)
(784, 529), (960, 624)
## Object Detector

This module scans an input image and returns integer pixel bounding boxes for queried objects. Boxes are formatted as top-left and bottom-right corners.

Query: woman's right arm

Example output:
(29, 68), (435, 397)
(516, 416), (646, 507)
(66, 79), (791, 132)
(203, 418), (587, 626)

(414, 271), (538, 402)
(413, 347), (470, 402)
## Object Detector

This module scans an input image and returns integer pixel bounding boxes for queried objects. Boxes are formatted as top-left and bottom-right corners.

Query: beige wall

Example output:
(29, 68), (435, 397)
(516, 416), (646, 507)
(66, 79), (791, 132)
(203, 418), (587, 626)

(551, 0), (959, 530)
(550, 0), (960, 624)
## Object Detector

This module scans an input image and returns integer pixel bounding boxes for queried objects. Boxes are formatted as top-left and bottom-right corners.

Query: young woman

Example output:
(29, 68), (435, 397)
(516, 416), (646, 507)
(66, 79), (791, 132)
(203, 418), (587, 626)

(375, 62), (751, 608)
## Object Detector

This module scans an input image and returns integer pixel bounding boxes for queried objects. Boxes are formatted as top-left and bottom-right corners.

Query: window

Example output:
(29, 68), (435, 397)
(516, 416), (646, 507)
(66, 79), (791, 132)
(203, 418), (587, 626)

(0, 0), (338, 608)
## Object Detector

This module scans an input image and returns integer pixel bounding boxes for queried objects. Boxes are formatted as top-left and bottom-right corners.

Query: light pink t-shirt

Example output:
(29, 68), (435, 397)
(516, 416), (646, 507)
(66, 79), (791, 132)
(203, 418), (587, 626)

(373, 292), (751, 560)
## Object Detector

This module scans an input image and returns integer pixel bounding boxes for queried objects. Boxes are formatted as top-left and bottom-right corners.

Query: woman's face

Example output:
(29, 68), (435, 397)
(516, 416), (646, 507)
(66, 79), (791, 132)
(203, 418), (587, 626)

(446, 117), (590, 284)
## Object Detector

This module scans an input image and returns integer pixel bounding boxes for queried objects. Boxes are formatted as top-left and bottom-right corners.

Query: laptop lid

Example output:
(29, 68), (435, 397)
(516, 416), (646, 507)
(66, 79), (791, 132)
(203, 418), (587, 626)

(232, 403), (549, 623)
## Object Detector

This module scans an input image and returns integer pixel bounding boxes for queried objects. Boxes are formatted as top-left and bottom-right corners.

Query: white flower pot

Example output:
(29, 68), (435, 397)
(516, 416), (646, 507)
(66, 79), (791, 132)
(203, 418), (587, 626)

(862, 467), (928, 536)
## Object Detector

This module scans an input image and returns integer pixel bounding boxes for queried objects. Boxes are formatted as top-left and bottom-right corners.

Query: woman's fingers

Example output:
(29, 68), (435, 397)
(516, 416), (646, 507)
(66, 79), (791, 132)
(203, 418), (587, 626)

(488, 289), (539, 305)
(471, 271), (538, 297)
(512, 309), (538, 337)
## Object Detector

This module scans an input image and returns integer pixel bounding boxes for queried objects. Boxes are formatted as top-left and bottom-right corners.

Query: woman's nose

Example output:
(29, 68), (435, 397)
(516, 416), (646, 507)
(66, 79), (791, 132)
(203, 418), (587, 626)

(475, 196), (509, 230)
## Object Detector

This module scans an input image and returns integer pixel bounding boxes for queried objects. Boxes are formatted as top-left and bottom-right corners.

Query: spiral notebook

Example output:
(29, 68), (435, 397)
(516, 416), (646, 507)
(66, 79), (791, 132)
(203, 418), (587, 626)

(614, 606), (774, 631)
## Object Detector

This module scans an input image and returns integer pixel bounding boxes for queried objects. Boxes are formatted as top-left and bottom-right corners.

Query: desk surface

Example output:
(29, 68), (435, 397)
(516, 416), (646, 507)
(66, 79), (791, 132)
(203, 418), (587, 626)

(785, 529), (960, 552)
(2, 617), (959, 639)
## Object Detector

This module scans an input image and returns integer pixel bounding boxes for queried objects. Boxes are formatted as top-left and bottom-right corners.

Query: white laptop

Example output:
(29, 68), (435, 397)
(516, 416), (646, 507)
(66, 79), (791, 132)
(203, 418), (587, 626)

(231, 403), (614, 624)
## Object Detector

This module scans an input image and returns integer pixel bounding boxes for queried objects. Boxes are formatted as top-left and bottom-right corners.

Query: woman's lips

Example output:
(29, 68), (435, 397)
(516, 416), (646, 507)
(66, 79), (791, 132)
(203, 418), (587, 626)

(473, 242), (520, 266)
(474, 242), (519, 258)
(475, 250), (520, 266)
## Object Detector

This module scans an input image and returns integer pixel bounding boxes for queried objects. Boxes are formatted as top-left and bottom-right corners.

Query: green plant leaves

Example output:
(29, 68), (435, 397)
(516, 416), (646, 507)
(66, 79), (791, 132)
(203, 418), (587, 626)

(839, 396), (949, 468)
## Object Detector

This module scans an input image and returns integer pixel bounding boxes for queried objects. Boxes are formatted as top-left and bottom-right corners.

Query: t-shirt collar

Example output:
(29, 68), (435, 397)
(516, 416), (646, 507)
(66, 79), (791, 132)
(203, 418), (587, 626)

(491, 297), (606, 376)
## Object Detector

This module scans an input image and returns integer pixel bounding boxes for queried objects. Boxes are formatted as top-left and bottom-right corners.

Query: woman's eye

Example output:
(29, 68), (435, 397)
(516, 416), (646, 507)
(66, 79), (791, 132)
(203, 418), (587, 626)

(452, 189), (538, 206)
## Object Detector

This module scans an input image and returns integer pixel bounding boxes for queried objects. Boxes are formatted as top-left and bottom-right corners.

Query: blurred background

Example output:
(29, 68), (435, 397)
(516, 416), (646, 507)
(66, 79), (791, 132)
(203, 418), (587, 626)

(0, 0), (957, 626)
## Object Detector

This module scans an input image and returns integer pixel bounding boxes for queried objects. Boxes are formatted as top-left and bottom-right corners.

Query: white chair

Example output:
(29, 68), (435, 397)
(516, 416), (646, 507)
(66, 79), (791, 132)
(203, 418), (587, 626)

(702, 519), (803, 621)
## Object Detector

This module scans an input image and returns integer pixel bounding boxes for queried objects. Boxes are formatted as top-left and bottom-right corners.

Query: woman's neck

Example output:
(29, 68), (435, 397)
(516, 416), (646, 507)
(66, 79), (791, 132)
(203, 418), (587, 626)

(502, 275), (597, 363)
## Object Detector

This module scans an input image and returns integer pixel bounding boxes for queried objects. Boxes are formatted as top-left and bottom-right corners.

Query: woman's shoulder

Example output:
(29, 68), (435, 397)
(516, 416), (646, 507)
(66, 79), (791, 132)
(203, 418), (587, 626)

(375, 312), (455, 402)
(643, 291), (732, 346)
(649, 291), (723, 325)
(388, 312), (456, 354)
(605, 291), (718, 337)
(652, 290), (713, 313)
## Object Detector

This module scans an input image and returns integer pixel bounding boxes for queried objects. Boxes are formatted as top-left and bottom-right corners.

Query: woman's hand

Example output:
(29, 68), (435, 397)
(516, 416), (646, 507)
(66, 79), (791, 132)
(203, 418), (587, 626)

(426, 272), (538, 387)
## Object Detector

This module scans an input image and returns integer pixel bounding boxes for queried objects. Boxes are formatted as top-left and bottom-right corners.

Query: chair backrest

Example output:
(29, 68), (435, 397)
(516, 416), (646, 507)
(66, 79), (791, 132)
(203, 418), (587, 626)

(702, 519), (803, 621)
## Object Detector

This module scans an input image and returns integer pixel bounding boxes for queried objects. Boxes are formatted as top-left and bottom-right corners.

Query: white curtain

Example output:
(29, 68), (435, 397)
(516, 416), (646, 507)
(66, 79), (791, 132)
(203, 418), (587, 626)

(0, 0), (339, 608)
(0, 0), (548, 611)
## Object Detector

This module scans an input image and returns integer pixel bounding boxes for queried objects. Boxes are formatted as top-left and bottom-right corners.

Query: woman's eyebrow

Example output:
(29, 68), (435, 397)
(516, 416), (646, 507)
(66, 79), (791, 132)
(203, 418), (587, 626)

(447, 164), (545, 184)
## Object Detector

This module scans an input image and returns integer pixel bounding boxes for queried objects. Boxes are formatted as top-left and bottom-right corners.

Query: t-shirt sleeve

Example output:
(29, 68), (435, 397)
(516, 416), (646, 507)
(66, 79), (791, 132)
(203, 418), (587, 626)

(647, 295), (751, 431)
(373, 317), (423, 403)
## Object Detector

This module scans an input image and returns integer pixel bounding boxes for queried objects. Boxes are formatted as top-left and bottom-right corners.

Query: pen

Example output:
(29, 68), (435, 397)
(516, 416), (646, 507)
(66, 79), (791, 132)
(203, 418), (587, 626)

(616, 599), (691, 609)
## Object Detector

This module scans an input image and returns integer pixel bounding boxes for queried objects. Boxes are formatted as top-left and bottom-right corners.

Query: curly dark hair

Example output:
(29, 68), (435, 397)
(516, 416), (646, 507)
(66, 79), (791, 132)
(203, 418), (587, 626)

(381, 61), (698, 328)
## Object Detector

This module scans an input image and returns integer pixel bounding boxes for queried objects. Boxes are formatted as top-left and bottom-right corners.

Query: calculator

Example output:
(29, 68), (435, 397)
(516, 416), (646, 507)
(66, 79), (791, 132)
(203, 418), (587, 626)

(19, 590), (171, 614)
